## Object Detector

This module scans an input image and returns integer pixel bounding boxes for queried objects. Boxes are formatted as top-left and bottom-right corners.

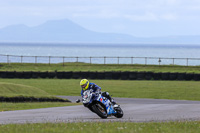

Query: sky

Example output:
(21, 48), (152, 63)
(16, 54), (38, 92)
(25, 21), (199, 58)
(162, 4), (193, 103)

(0, 0), (200, 37)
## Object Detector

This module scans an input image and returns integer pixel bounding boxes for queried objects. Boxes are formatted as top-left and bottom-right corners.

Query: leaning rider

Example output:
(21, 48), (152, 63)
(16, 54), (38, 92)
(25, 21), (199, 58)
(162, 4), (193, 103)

(80, 79), (118, 107)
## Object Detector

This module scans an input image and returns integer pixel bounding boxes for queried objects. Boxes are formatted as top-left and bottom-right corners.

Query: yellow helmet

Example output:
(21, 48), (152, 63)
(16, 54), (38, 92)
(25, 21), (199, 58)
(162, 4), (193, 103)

(80, 79), (89, 90)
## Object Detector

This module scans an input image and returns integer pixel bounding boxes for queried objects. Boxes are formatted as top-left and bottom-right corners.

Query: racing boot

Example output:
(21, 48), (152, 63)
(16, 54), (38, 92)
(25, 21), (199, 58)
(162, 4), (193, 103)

(102, 92), (119, 107)
(111, 98), (119, 108)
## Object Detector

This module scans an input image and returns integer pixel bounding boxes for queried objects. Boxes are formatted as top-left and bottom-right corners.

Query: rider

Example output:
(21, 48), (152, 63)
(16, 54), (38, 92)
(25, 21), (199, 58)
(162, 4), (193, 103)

(80, 79), (118, 106)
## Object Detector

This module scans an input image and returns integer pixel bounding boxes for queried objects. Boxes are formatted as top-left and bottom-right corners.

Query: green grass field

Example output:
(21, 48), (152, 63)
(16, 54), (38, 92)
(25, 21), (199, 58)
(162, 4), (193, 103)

(1, 79), (200, 100)
(1, 79), (200, 111)
(1, 121), (200, 133)
(0, 80), (80, 111)
(0, 102), (80, 111)
(1, 63), (200, 73)
(0, 82), (50, 97)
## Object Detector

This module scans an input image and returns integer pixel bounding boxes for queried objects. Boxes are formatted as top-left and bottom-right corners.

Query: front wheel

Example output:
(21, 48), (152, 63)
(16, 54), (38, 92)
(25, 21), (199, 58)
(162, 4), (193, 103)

(92, 103), (108, 119)
(114, 107), (123, 118)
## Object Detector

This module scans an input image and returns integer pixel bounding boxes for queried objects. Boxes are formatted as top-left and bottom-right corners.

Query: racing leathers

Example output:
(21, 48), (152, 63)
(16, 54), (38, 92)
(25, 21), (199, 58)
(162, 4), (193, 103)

(81, 83), (116, 106)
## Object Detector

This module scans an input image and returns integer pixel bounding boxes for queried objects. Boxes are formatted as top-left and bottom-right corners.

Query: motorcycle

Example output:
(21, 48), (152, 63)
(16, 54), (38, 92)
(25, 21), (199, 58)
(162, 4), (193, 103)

(77, 90), (123, 119)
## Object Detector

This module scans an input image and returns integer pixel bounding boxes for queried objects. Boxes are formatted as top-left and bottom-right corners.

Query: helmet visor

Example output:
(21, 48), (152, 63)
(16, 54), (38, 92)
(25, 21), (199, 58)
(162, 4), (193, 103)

(81, 84), (87, 88)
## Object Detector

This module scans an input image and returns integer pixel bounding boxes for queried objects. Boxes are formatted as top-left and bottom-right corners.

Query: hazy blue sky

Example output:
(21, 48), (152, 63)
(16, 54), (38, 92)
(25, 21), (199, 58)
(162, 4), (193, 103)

(0, 0), (200, 37)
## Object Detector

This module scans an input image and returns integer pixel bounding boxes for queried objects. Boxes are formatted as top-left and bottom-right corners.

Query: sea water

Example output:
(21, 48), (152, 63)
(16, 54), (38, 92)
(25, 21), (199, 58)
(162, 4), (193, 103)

(0, 43), (200, 66)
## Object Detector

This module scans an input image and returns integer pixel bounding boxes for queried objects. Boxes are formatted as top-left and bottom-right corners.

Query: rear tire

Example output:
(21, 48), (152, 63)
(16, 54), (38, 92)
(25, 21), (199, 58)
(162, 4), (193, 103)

(92, 103), (108, 119)
(114, 107), (123, 118)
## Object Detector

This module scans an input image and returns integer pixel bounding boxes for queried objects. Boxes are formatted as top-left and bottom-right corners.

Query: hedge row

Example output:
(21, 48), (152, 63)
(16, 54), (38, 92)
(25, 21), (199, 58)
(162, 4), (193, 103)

(0, 96), (71, 102)
(0, 71), (200, 81)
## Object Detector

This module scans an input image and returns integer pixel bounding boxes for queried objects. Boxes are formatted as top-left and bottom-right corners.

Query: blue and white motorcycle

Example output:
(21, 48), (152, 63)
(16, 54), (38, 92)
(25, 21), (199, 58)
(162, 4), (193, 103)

(78, 90), (123, 119)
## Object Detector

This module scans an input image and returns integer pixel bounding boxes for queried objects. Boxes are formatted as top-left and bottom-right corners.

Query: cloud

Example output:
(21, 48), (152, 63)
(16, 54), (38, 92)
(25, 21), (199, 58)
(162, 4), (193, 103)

(0, 0), (200, 37)
(161, 13), (177, 20)
(123, 12), (177, 22)
(0, 0), (199, 19)
(124, 12), (159, 21)
(72, 9), (120, 19)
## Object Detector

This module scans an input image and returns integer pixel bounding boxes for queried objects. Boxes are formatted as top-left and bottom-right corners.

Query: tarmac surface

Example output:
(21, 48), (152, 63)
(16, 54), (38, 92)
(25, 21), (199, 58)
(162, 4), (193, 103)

(1, 96), (200, 124)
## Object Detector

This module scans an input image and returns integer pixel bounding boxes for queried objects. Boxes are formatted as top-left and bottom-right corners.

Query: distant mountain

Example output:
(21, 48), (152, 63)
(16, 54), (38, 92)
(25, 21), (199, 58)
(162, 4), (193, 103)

(0, 19), (138, 43)
(0, 19), (200, 44)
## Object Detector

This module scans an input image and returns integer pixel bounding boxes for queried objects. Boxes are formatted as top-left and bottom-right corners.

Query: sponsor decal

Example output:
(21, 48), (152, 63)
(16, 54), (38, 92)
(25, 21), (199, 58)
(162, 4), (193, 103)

(100, 98), (103, 102)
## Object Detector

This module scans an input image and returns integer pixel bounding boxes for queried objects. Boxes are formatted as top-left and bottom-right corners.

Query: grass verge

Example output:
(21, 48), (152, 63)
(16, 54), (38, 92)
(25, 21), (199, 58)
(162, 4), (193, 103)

(0, 102), (80, 112)
(1, 62), (200, 73)
(0, 82), (50, 97)
(0, 81), (69, 102)
(0, 121), (200, 133)
(0, 81), (71, 111)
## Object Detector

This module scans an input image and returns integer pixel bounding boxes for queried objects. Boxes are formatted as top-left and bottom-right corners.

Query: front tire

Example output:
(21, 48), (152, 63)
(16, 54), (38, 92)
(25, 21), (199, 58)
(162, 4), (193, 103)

(92, 103), (108, 119)
(114, 107), (123, 118)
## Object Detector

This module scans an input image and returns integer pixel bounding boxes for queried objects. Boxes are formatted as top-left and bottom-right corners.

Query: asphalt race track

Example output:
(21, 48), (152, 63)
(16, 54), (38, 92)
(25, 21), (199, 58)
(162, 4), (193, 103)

(1, 96), (200, 124)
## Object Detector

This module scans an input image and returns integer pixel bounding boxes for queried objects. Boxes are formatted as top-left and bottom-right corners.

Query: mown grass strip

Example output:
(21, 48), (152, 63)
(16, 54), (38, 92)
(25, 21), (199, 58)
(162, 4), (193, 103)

(0, 102), (80, 112)
(0, 81), (70, 102)
(0, 82), (50, 97)
(1, 62), (200, 73)
(0, 121), (200, 133)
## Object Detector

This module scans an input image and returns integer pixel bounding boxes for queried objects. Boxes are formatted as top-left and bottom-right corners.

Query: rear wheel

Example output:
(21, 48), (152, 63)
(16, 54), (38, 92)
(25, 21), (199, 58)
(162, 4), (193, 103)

(114, 107), (123, 118)
(92, 103), (107, 119)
